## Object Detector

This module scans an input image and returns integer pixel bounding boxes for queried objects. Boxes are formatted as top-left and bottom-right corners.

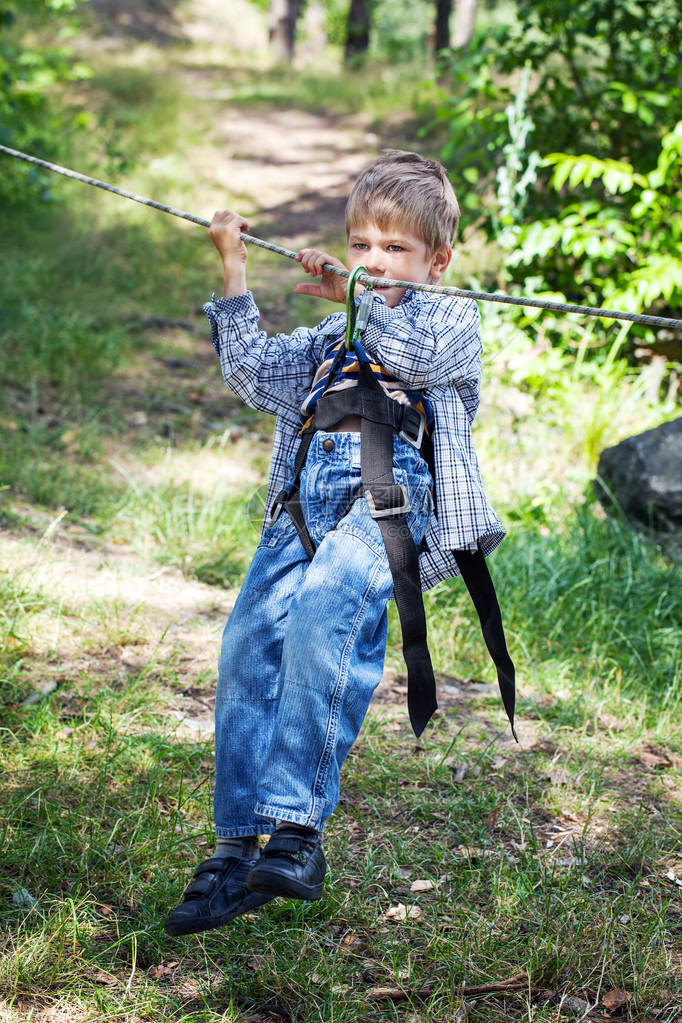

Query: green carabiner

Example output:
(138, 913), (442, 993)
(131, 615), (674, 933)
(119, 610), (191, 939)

(344, 265), (368, 351)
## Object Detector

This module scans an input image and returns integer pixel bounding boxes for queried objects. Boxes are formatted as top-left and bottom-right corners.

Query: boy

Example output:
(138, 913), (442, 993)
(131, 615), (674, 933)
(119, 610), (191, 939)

(164, 150), (508, 937)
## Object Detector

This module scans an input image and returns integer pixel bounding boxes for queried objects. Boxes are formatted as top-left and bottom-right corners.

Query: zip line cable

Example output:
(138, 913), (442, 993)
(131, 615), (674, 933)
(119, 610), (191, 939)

(2, 143), (682, 333)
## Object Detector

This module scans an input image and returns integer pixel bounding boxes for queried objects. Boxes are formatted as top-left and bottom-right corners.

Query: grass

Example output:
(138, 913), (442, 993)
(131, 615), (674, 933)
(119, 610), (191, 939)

(1, 3), (681, 1020)
(1, 469), (680, 1019)
(0, 602), (680, 1020)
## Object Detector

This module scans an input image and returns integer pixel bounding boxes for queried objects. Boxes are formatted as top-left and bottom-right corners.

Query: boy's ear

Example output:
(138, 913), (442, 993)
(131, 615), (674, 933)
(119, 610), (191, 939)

(429, 244), (452, 281)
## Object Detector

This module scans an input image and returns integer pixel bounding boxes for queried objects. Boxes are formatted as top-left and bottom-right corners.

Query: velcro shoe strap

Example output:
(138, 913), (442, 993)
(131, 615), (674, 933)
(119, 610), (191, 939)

(193, 856), (233, 876)
(264, 835), (313, 857)
(183, 877), (217, 897)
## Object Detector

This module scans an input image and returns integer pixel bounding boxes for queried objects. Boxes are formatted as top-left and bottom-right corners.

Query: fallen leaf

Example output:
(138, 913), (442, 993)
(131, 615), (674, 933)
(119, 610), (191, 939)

(148, 964), (167, 980)
(602, 988), (630, 1012)
(12, 888), (38, 908)
(383, 903), (422, 922)
(410, 879), (435, 892)
(547, 769), (570, 786)
(451, 763), (468, 782)
(92, 969), (118, 986)
(637, 749), (672, 769)
(452, 845), (496, 861)
(174, 978), (200, 997)
(486, 806), (500, 829)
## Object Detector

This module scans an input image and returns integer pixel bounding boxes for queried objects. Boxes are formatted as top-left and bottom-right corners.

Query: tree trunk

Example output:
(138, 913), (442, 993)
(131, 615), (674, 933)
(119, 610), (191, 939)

(452, 0), (476, 49)
(269, 0), (305, 62)
(345, 0), (371, 63)
(434, 0), (452, 53)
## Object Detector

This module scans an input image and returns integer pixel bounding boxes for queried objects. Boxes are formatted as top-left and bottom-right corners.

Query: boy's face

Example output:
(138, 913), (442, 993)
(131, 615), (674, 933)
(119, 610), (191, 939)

(346, 220), (452, 308)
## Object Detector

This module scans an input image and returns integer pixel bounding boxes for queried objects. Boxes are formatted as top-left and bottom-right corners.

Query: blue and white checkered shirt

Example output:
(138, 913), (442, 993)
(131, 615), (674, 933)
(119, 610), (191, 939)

(205, 288), (505, 591)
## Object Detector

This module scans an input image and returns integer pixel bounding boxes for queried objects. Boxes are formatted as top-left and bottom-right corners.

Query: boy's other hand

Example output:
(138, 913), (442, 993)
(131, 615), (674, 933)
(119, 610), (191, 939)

(210, 210), (249, 298)
(294, 249), (348, 304)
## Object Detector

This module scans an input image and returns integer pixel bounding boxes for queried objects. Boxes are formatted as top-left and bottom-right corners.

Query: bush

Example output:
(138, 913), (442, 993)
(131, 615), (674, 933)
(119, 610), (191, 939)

(431, 0), (682, 227)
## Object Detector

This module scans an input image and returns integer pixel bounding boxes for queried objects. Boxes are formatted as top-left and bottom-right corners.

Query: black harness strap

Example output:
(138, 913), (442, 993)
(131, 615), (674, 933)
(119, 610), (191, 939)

(352, 355), (437, 737)
(308, 387), (424, 439)
(359, 411), (437, 737)
(270, 386), (424, 565)
(453, 549), (517, 740)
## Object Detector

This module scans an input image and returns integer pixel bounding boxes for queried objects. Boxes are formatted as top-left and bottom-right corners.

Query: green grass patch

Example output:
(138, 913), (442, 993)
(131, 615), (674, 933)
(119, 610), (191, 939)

(0, 645), (679, 1021)
(426, 501), (682, 725)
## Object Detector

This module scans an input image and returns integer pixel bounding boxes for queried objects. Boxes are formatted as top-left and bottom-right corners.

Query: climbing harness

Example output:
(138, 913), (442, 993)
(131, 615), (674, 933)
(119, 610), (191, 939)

(271, 271), (517, 740)
(1, 144), (681, 332)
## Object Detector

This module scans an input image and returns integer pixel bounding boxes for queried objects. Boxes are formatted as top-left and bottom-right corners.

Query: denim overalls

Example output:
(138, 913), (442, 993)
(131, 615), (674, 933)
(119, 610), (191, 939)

(213, 429), (432, 837)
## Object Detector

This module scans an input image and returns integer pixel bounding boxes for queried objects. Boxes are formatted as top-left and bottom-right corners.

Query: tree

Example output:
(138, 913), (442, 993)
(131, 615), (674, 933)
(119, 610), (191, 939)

(434, 0), (682, 227)
(434, 0), (452, 53)
(344, 0), (371, 63)
(452, 0), (475, 49)
(269, 0), (305, 62)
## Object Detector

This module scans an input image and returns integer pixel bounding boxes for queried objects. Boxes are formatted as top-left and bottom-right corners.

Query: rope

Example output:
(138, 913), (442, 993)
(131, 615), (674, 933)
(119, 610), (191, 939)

(2, 143), (681, 333)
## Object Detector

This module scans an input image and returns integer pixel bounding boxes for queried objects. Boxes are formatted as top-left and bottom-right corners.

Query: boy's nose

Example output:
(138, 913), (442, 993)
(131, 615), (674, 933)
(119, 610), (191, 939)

(366, 250), (385, 274)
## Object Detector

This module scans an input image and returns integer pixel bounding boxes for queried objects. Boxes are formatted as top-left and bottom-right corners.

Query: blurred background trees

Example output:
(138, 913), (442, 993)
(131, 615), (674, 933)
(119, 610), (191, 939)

(2, 0), (681, 372)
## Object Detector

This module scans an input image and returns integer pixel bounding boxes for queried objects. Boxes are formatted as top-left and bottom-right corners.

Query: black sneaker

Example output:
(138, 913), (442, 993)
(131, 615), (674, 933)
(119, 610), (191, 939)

(245, 826), (326, 901)
(164, 855), (275, 936)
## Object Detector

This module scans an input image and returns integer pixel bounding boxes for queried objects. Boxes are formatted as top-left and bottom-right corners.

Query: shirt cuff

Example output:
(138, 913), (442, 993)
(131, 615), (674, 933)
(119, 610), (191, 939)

(204, 291), (258, 353)
(205, 291), (255, 316)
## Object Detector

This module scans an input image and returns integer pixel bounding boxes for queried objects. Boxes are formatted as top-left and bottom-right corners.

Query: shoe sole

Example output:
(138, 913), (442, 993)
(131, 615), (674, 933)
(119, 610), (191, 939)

(163, 891), (275, 936)
(246, 867), (323, 901)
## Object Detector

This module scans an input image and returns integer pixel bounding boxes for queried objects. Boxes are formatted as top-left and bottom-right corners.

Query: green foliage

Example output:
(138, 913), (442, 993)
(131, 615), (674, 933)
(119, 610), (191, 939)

(499, 121), (682, 350)
(0, 0), (91, 203)
(428, 0), (682, 370)
(431, 0), (682, 224)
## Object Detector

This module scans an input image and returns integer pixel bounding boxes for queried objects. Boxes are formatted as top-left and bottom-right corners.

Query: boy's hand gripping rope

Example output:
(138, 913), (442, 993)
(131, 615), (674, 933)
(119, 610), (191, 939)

(2, 144), (681, 333)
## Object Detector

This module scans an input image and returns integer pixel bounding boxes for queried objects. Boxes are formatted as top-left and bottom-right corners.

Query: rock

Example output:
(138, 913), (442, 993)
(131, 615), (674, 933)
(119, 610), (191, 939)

(596, 418), (682, 555)
(559, 995), (591, 1016)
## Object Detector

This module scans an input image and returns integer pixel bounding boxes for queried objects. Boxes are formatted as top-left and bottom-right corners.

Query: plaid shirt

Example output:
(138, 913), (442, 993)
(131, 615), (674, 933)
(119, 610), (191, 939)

(205, 289), (505, 591)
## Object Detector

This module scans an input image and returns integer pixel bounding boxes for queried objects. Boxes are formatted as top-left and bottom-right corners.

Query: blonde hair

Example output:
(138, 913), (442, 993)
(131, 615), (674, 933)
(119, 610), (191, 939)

(345, 150), (460, 255)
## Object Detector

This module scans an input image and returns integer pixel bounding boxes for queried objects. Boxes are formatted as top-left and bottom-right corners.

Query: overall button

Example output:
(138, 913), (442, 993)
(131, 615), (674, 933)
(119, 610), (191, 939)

(322, 438), (335, 452)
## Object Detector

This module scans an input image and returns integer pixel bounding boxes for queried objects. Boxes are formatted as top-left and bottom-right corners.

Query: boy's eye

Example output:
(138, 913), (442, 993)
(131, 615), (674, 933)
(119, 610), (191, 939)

(387, 245), (405, 252)
(353, 242), (369, 250)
